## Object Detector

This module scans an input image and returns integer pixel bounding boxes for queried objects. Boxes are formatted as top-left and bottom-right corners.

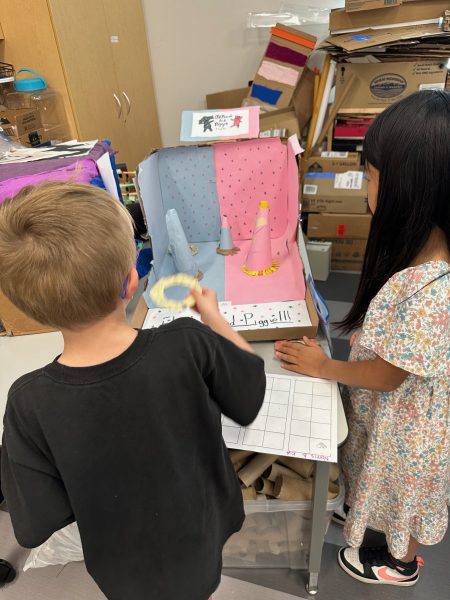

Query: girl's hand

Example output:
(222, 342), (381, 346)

(274, 337), (330, 378)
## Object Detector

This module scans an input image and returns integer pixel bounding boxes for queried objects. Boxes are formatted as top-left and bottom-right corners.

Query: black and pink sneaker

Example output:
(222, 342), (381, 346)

(338, 545), (423, 586)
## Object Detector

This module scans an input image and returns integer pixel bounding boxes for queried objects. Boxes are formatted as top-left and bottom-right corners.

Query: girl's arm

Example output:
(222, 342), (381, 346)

(275, 338), (409, 392)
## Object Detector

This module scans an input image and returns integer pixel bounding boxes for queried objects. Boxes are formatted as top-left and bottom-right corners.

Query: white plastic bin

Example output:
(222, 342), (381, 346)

(223, 483), (344, 569)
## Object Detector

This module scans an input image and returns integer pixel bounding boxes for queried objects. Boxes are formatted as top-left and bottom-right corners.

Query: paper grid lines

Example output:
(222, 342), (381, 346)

(222, 373), (338, 462)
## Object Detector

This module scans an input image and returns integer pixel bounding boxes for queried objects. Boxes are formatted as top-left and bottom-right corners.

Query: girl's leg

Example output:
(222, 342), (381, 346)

(399, 536), (419, 563)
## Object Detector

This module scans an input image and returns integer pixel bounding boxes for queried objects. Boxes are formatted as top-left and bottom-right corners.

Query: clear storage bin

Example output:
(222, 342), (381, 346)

(5, 68), (69, 141)
(223, 481), (344, 569)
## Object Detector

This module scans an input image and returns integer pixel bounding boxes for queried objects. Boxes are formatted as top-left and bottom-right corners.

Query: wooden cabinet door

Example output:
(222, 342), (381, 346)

(48, 0), (129, 164)
(0, 0), (77, 138)
(101, 0), (161, 169)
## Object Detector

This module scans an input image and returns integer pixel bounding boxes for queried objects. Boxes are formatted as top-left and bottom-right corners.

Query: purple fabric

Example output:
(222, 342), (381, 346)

(0, 159), (100, 204)
(266, 42), (307, 68)
(0, 141), (111, 182)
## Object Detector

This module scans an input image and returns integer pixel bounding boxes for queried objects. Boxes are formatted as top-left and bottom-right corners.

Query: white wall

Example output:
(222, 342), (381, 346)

(143, 0), (343, 147)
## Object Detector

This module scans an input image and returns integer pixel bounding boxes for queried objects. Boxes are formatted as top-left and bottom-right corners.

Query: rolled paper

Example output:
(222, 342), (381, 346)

(229, 450), (253, 466)
(277, 457), (314, 479)
(265, 463), (302, 483)
(238, 453), (278, 487)
(329, 463), (340, 483)
(242, 200), (279, 276)
(254, 477), (275, 496)
(274, 475), (313, 501)
(165, 208), (200, 277)
(241, 486), (257, 501)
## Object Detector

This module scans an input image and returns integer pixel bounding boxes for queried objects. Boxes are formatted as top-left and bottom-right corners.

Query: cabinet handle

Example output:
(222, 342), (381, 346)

(122, 91), (131, 117)
(113, 93), (122, 119)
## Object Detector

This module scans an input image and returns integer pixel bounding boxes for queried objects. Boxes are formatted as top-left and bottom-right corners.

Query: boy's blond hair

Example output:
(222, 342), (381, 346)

(0, 181), (136, 329)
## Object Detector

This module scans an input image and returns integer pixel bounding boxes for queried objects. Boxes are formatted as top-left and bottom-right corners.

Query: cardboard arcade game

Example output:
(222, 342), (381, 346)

(137, 137), (318, 341)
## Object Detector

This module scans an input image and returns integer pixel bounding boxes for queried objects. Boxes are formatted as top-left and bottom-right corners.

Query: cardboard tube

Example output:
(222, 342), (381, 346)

(254, 477), (275, 496)
(241, 486), (257, 501)
(274, 475), (312, 500)
(265, 463), (302, 483)
(232, 459), (246, 472)
(328, 481), (339, 499)
(277, 457), (314, 479)
(229, 450), (253, 466)
(238, 454), (278, 487)
(330, 463), (340, 482)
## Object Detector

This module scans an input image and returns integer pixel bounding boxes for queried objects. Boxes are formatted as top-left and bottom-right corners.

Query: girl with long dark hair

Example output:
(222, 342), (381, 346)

(275, 90), (450, 586)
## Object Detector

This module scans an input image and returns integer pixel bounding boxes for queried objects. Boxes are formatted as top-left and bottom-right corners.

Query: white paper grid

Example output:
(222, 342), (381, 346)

(222, 372), (338, 463)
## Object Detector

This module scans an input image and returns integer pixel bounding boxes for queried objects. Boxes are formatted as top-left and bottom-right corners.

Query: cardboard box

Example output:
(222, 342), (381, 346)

(0, 108), (42, 137)
(138, 138), (319, 342)
(330, 238), (368, 271)
(0, 292), (55, 336)
(0, 108), (50, 147)
(206, 87), (250, 109)
(301, 152), (361, 174)
(335, 61), (448, 111)
(259, 108), (300, 138)
(302, 172), (368, 214)
(331, 1), (450, 33)
(307, 213), (372, 238)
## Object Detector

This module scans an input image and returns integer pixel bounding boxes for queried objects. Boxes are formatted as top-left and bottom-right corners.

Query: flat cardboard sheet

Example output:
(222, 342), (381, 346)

(331, 1), (450, 33)
(206, 88), (250, 110)
(323, 23), (444, 52)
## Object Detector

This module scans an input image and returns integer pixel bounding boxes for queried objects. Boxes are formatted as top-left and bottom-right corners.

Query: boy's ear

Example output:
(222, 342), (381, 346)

(125, 268), (139, 300)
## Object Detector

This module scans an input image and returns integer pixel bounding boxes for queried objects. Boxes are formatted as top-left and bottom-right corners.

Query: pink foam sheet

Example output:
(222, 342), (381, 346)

(214, 138), (305, 304)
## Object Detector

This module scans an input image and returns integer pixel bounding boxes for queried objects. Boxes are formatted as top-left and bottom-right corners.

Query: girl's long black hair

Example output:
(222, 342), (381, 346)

(338, 90), (450, 333)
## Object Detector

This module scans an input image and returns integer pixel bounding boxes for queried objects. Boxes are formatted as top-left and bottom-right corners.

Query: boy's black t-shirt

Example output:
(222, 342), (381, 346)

(1, 319), (266, 600)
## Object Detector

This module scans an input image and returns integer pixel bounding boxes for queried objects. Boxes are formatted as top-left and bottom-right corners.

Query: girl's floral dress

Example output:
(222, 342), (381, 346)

(341, 261), (450, 559)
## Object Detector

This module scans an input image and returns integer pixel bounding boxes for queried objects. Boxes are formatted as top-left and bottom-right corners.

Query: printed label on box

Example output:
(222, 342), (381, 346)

(303, 184), (318, 195)
(334, 171), (364, 190)
(320, 151), (349, 158)
(336, 224), (347, 237)
(419, 82), (445, 91)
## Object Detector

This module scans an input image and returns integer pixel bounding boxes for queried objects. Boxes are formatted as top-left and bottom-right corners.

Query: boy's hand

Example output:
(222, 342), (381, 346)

(190, 287), (221, 326)
(274, 337), (330, 378)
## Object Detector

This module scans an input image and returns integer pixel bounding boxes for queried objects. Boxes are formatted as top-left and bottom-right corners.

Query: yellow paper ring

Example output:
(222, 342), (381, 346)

(149, 274), (201, 311)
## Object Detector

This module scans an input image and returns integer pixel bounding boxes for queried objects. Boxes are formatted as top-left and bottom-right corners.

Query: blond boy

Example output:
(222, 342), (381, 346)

(0, 182), (265, 600)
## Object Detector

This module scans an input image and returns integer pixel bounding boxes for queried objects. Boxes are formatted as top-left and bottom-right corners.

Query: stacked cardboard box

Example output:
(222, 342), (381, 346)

(302, 152), (370, 272)
(303, 0), (450, 272)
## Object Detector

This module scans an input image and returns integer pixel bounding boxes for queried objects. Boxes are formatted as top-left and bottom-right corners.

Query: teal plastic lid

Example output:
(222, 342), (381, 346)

(14, 68), (47, 92)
